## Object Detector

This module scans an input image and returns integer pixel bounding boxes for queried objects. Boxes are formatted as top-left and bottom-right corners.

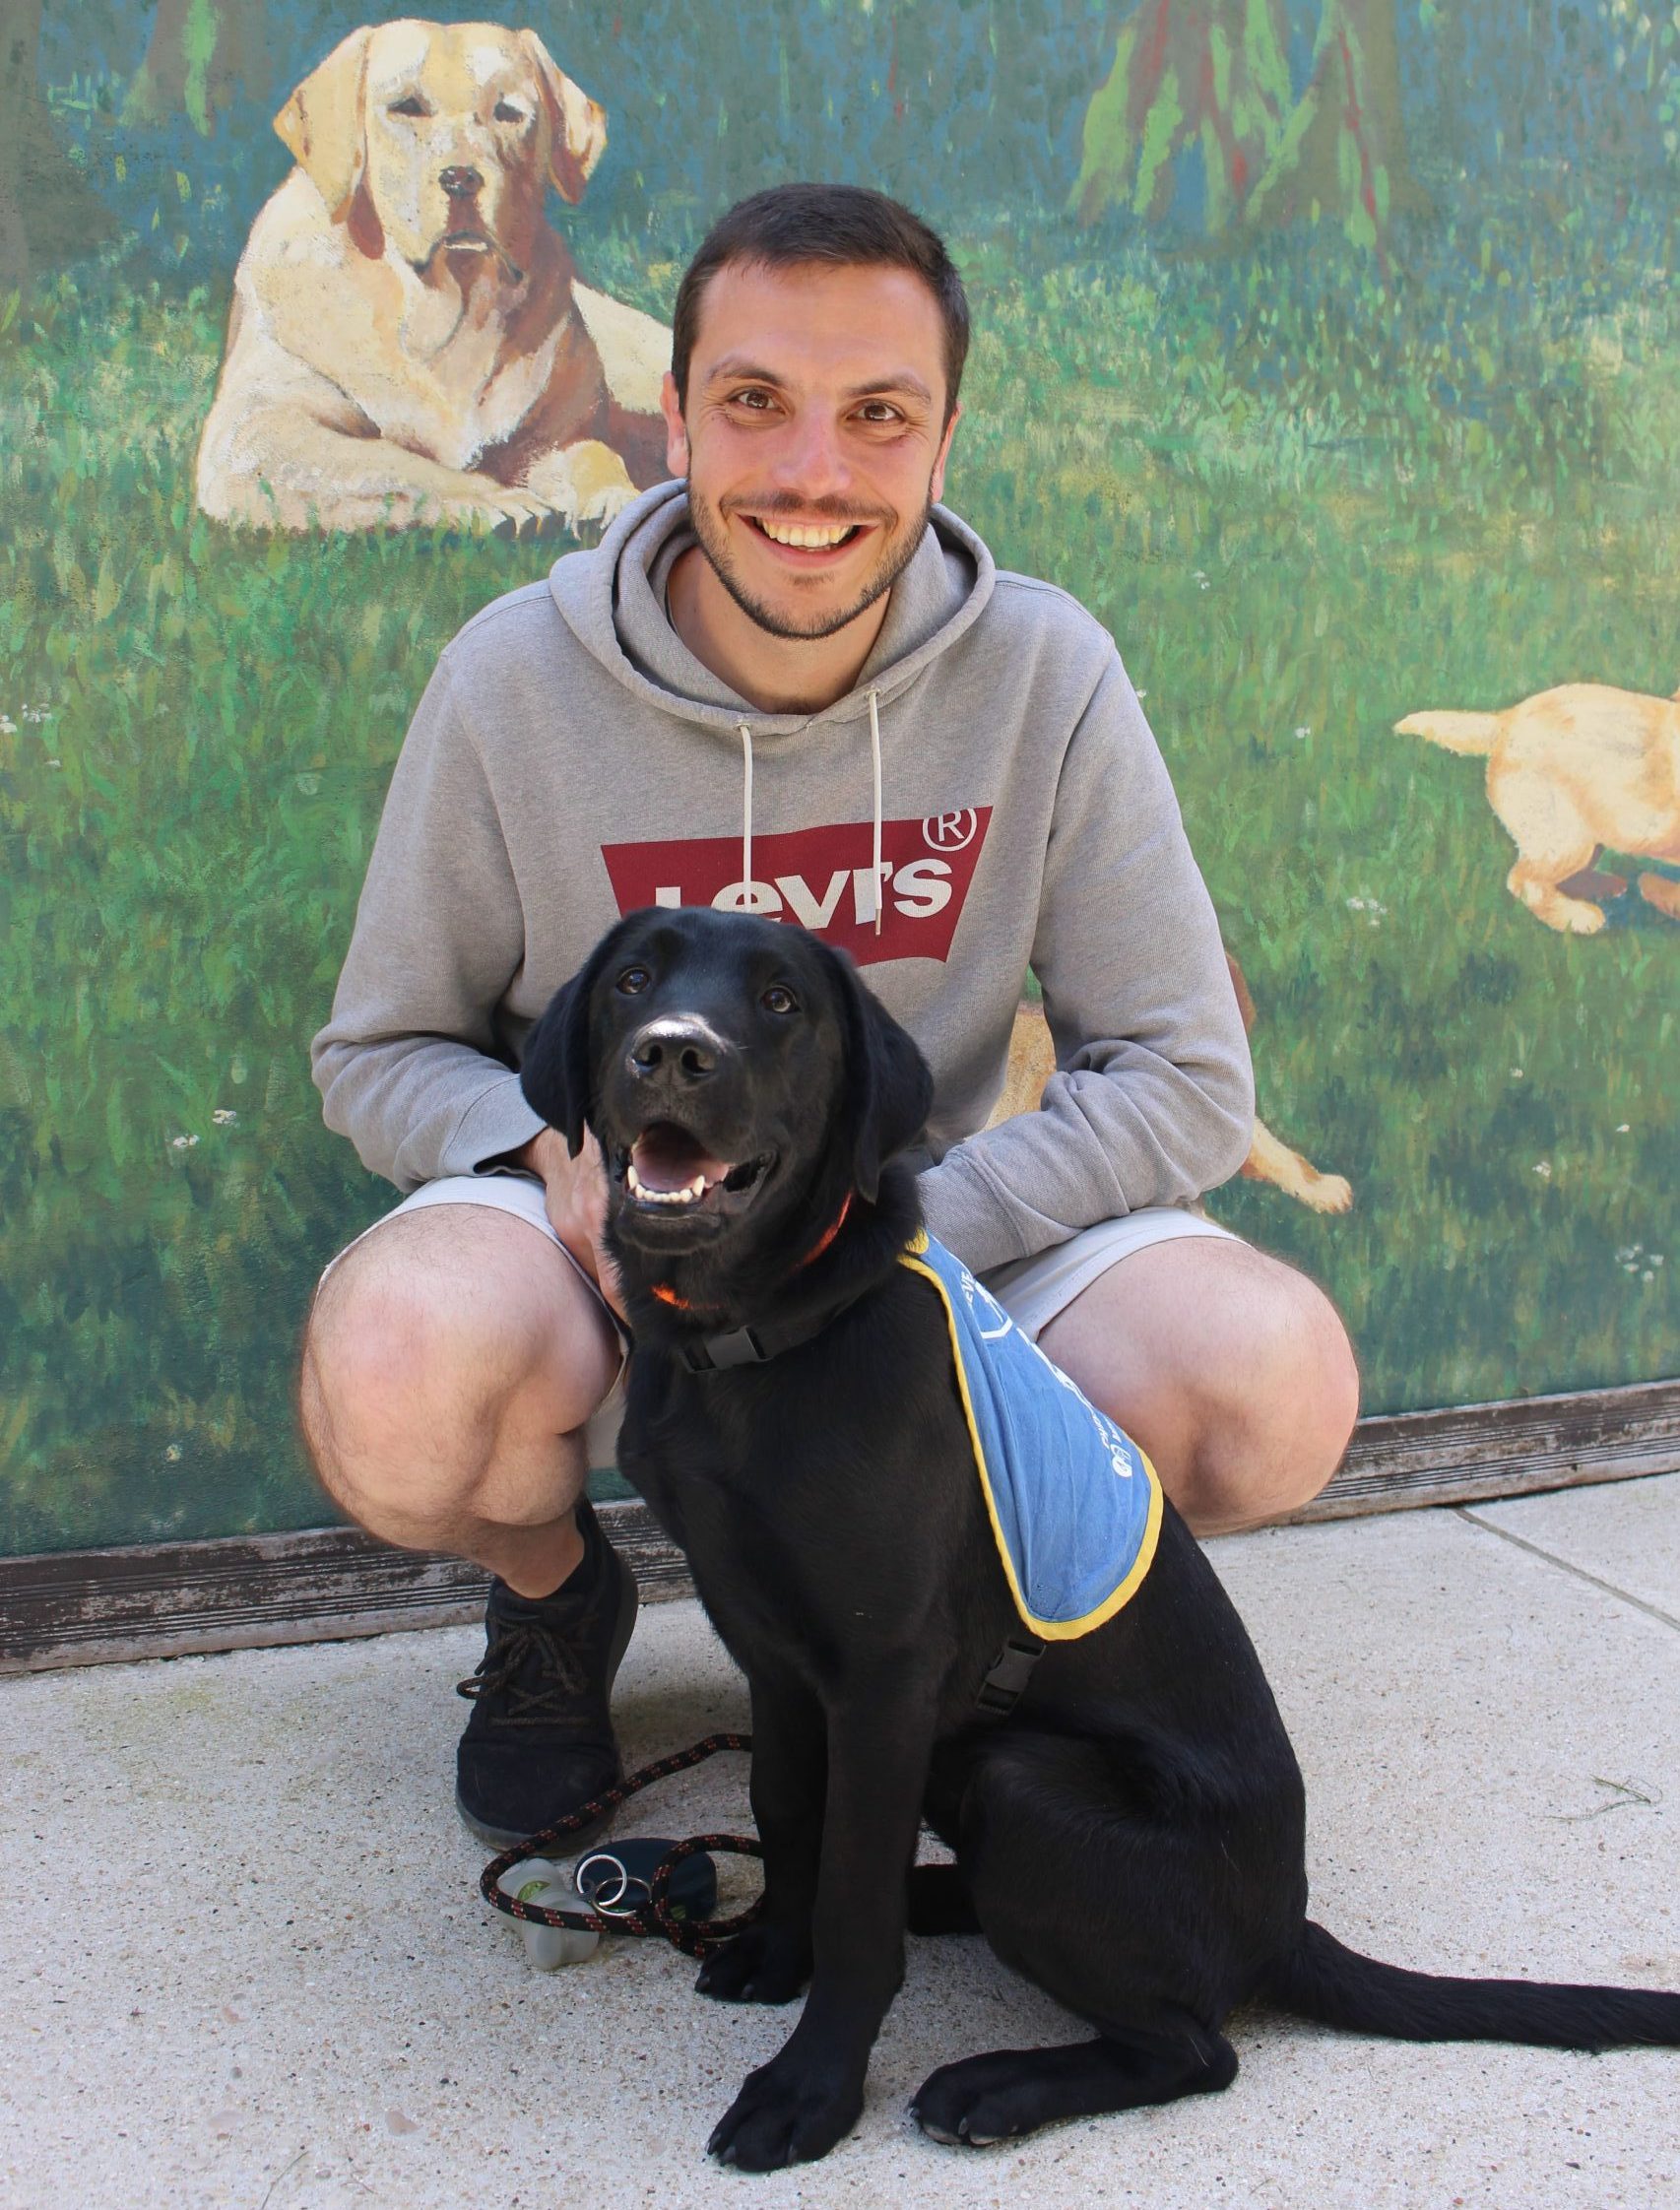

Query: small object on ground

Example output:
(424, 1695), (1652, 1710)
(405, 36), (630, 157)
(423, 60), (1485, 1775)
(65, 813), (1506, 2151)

(577, 1837), (719, 1924)
(494, 1857), (600, 1970)
(493, 1840), (721, 1968)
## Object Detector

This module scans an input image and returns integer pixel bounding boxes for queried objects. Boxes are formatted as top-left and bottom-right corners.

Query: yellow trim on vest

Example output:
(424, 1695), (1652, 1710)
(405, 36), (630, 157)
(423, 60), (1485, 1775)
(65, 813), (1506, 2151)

(898, 1240), (1164, 1640)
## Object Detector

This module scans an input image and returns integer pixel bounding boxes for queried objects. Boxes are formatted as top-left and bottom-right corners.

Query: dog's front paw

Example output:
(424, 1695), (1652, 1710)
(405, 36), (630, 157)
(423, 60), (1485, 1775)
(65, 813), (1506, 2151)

(522, 440), (636, 535)
(707, 2055), (862, 2172)
(695, 1923), (812, 2005)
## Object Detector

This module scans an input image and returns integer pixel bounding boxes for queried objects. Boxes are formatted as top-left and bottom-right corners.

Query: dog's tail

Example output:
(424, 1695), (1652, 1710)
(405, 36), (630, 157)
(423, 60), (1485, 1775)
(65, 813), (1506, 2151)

(1395, 709), (1503, 754)
(1261, 1920), (1680, 2051)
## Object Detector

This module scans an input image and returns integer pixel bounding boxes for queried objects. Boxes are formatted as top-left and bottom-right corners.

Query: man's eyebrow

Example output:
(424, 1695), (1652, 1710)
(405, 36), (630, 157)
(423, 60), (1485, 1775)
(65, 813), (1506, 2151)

(703, 357), (934, 406)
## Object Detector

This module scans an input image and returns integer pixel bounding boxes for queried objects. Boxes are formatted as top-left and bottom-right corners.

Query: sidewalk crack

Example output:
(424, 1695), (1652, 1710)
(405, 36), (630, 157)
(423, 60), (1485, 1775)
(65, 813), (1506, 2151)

(1455, 1508), (1680, 1634)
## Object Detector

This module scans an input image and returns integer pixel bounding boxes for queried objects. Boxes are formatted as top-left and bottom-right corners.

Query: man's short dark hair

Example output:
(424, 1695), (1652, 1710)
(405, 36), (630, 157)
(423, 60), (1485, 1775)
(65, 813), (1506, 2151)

(671, 183), (970, 423)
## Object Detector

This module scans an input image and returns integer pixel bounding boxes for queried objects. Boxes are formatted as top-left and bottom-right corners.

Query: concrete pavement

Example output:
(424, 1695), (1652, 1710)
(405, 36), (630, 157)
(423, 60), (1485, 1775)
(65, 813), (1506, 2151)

(1, 1477), (1675, 2209)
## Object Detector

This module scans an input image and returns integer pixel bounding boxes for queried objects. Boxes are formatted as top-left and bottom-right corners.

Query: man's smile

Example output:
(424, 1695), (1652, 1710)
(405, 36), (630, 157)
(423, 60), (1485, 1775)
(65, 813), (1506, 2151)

(733, 508), (884, 571)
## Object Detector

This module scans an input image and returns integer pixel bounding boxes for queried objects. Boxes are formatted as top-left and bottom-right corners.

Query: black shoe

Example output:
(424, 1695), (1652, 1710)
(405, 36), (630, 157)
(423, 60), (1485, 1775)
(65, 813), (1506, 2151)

(454, 1498), (640, 1849)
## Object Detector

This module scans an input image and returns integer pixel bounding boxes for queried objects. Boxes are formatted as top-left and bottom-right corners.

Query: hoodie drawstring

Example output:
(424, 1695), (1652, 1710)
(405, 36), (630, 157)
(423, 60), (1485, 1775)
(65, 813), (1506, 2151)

(738, 723), (754, 906)
(737, 694), (883, 934)
(868, 687), (883, 937)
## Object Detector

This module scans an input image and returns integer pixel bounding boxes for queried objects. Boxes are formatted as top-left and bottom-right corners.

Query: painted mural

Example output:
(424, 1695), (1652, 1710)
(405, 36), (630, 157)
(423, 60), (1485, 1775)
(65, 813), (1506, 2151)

(1, 0), (1676, 1553)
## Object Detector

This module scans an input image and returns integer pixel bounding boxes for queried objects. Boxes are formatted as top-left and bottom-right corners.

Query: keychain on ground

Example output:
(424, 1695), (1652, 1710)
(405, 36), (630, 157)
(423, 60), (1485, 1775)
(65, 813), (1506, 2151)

(494, 1838), (723, 1969)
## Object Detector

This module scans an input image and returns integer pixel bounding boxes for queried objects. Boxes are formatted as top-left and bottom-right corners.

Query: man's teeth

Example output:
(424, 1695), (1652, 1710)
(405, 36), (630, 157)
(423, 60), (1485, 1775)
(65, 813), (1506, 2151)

(757, 519), (856, 549)
(627, 1161), (712, 1205)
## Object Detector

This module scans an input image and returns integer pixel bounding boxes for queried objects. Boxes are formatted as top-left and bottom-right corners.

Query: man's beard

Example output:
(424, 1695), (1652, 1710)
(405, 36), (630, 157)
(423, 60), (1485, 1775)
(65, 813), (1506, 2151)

(684, 483), (935, 642)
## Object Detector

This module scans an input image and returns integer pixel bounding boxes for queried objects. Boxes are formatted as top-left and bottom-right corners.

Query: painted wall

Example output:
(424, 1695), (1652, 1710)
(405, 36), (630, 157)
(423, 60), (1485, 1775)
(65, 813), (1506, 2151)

(2, 0), (1676, 1553)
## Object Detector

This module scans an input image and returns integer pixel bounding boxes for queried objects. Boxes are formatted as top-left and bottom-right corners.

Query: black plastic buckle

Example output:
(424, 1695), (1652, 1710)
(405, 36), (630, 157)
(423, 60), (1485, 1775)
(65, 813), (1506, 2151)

(975, 1632), (1046, 1718)
(679, 1327), (770, 1374)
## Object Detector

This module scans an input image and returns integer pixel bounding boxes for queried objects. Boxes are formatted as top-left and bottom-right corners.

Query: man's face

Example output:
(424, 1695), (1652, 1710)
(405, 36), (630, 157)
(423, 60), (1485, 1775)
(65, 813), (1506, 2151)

(661, 260), (960, 642)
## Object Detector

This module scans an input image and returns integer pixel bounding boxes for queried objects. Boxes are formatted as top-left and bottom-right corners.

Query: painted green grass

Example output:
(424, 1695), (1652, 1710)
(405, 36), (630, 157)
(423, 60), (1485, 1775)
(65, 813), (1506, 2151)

(2, 197), (1677, 1552)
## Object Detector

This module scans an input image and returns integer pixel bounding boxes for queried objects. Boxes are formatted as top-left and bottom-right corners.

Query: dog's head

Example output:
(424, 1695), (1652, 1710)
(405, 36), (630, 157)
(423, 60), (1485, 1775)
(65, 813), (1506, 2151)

(521, 909), (933, 1289)
(275, 20), (607, 280)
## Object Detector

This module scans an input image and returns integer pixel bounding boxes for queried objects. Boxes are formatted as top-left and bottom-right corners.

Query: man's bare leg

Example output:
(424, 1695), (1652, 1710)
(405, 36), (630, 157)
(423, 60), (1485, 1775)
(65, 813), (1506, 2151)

(299, 1203), (620, 1593)
(1037, 1236), (1359, 1536)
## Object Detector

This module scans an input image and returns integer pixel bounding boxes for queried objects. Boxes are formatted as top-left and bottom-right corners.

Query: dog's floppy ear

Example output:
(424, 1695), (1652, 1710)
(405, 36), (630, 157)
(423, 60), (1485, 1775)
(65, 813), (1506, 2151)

(520, 945), (613, 1157)
(820, 944), (935, 1204)
(275, 27), (372, 222)
(521, 31), (608, 205)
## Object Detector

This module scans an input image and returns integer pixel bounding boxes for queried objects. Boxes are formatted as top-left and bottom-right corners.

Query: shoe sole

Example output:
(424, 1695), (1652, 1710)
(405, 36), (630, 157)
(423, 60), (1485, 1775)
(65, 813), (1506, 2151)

(455, 1545), (642, 1852)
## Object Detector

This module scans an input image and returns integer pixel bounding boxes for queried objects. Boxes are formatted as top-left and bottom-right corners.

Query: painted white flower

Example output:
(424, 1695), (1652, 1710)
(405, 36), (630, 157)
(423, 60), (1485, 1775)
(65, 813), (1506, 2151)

(168, 1134), (200, 1151)
(0, 716), (15, 737)
(1294, 725), (1311, 741)
(163, 1443), (182, 1462)
(1533, 1160), (1552, 1180)
(212, 1108), (238, 1126)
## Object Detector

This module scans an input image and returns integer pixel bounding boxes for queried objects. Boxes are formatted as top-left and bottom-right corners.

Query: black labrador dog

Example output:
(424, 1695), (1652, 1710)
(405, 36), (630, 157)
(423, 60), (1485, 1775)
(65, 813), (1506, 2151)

(519, 905), (1679, 2172)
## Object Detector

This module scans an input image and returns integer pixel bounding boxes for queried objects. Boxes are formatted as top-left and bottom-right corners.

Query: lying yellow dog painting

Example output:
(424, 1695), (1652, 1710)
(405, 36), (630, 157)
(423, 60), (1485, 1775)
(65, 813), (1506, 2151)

(196, 18), (671, 532)
(990, 955), (1354, 1215)
(1398, 682), (1680, 935)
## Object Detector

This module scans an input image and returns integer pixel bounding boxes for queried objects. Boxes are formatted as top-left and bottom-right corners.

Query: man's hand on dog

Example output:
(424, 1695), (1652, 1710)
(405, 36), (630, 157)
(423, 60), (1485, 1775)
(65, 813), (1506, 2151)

(516, 1127), (627, 1319)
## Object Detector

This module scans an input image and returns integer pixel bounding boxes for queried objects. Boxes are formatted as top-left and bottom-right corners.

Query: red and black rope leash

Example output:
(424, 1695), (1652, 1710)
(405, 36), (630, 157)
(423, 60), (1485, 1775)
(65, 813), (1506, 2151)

(479, 1731), (763, 1959)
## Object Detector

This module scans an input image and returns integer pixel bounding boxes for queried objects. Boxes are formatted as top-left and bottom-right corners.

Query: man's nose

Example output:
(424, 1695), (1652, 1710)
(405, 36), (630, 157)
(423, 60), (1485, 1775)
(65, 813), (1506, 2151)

(769, 411), (853, 501)
(626, 1017), (726, 1085)
(440, 164), (484, 200)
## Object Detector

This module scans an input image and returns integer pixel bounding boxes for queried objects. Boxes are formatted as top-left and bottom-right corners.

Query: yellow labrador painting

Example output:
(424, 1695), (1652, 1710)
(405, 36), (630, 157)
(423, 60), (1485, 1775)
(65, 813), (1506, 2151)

(989, 955), (1354, 1214)
(196, 18), (672, 532)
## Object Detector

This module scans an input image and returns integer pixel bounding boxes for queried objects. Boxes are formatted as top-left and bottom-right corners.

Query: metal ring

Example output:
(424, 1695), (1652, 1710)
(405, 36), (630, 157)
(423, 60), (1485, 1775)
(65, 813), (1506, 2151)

(575, 1851), (634, 1915)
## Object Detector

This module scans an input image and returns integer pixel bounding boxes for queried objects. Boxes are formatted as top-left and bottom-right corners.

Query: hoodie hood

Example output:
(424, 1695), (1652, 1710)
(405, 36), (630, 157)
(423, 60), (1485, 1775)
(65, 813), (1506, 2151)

(546, 480), (996, 738)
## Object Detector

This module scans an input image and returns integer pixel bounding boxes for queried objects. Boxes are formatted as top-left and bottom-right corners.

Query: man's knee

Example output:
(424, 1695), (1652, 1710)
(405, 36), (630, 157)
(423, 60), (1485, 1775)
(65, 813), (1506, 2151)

(299, 1207), (615, 1524)
(1192, 1260), (1359, 1528)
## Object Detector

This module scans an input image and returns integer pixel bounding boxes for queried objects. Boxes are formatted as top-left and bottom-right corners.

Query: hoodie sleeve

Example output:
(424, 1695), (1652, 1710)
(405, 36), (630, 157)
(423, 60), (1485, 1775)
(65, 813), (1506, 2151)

(917, 654), (1254, 1274)
(310, 653), (547, 1191)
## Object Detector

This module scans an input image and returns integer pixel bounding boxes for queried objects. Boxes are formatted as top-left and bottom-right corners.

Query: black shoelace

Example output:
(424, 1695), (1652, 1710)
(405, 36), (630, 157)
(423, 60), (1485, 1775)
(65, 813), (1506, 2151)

(455, 1617), (595, 1724)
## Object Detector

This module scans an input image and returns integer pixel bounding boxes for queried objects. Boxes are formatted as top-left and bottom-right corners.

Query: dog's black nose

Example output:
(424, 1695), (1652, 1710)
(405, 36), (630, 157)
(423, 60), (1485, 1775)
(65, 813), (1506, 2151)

(440, 165), (484, 199)
(626, 1019), (722, 1085)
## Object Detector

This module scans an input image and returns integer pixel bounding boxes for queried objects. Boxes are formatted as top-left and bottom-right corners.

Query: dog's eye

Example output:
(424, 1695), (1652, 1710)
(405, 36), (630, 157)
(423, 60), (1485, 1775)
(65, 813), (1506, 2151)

(493, 99), (526, 124)
(761, 984), (799, 1016)
(615, 966), (652, 996)
(389, 96), (428, 118)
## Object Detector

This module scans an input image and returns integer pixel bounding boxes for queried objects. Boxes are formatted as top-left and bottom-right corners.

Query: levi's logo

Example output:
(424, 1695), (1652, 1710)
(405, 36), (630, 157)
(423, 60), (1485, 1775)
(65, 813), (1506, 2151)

(601, 810), (992, 967)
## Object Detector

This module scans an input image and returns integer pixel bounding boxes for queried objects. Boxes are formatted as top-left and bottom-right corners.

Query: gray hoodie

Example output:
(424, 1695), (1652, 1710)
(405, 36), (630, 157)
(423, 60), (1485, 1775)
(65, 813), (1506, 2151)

(311, 482), (1253, 1275)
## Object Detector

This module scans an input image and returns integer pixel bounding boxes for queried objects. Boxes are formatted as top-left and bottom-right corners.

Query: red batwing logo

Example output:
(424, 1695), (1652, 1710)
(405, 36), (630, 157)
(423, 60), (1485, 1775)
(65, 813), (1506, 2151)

(601, 811), (993, 967)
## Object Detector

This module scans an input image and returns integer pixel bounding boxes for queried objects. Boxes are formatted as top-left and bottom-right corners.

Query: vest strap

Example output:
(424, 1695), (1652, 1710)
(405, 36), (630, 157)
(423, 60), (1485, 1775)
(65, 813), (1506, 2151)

(974, 1631), (1046, 1718)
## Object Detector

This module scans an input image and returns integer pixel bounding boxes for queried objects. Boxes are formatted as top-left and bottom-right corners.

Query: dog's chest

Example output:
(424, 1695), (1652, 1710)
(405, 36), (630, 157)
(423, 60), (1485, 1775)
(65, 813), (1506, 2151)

(380, 301), (577, 469)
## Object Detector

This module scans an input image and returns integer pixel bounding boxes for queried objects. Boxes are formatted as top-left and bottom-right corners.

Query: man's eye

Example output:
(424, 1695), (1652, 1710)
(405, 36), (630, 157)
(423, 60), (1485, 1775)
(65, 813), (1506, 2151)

(389, 96), (427, 117)
(616, 966), (652, 995)
(762, 984), (799, 1015)
(857, 402), (902, 423)
(729, 389), (774, 411)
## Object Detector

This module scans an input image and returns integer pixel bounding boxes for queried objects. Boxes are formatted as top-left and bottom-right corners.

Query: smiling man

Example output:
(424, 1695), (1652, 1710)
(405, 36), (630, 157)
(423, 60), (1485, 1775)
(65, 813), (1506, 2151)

(304, 184), (1359, 1849)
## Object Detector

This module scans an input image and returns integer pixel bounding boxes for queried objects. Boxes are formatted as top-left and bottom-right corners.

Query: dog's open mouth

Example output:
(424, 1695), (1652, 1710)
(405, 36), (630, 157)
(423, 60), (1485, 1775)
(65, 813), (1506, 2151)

(614, 1122), (774, 1221)
(420, 232), (523, 284)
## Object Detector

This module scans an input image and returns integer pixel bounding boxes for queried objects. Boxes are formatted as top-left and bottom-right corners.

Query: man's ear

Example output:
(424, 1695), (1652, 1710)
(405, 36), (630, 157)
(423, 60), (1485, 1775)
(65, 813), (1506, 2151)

(820, 944), (935, 1202)
(521, 30), (608, 204)
(520, 942), (614, 1156)
(274, 26), (371, 221)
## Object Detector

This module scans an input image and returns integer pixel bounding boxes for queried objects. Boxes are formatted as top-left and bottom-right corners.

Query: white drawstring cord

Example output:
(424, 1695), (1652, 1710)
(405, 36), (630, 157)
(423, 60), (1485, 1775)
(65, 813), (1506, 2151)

(868, 687), (883, 936)
(739, 722), (753, 909)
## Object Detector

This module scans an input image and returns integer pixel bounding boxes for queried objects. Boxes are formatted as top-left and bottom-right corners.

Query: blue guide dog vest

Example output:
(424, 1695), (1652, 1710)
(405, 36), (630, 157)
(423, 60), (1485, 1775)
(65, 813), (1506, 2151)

(899, 1233), (1163, 1639)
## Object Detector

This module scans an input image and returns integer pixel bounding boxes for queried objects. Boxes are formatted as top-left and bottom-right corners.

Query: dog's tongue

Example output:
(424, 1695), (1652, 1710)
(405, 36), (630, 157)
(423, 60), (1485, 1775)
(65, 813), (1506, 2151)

(631, 1124), (734, 1193)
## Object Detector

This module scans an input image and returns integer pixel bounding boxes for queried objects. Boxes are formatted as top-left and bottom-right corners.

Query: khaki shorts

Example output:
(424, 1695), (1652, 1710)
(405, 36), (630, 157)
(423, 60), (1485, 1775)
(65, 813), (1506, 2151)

(322, 1175), (1240, 1471)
